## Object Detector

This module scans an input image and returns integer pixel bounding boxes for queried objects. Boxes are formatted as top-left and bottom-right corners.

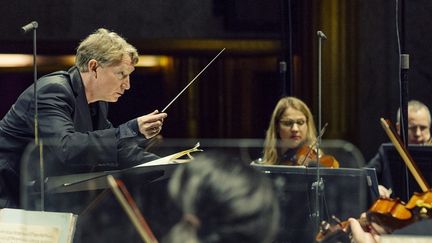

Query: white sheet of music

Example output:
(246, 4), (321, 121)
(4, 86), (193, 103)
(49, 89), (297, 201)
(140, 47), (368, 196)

(134, 142), (201, 167)
(133, 155), (190, 167)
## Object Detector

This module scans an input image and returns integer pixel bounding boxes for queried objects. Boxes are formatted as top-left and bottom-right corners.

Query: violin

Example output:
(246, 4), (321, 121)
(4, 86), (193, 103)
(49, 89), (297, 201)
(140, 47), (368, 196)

(316, 197), (414, 242)
(295, 144), (340, 168)
(366, 197), (414, 233)
(406, 191), (432, 219)
(293, 123), (339, 168)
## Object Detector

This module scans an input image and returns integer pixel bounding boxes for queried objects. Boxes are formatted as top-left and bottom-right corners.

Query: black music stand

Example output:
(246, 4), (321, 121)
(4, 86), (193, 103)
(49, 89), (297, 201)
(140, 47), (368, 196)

(379, 143), (432, 202)
(21, 163), (180, 212)
(21, 161), (183, 242)
(44, 163), (179, 194)
(251, 165), (378, 243)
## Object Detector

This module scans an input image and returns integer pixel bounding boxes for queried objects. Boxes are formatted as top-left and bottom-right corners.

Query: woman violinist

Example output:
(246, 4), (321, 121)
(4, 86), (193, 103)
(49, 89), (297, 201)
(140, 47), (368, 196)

(259, 96), (337, 167)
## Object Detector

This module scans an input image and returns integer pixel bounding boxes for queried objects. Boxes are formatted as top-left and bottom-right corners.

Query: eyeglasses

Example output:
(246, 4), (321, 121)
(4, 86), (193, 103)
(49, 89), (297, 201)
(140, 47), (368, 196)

(279, 119), (306, 128)
(408, 125), (429, 133)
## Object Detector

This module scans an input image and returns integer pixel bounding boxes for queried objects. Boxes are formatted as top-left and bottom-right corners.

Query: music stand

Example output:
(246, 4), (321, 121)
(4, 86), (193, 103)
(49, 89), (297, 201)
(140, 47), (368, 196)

(20, 163), (182, 242)
(251, 164), (378, 243)
(380, 143), (432, 202)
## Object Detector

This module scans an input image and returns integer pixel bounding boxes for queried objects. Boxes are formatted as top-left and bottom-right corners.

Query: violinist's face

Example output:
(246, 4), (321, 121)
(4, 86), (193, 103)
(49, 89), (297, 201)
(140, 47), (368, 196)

(278, 107), (308, 150)
(404, 108), (431, 144)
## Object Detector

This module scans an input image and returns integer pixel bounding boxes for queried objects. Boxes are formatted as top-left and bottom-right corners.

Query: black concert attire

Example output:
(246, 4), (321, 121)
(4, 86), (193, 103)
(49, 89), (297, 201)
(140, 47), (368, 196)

(253, 145), (306, 166)
(366, 145), (393, 190)
(367, 138), (432, 190)
(279, 148), (299, 165)
(0, 67), (158, 207)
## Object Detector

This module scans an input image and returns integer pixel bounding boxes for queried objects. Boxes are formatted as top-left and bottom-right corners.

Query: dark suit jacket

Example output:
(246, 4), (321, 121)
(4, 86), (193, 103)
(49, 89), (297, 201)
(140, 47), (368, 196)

(0, 67), (158, 207)
(366, 144), (393, 190)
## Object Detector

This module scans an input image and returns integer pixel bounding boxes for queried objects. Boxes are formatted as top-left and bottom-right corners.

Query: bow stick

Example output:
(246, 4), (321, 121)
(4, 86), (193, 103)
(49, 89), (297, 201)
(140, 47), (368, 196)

(107, 175), (159, 243)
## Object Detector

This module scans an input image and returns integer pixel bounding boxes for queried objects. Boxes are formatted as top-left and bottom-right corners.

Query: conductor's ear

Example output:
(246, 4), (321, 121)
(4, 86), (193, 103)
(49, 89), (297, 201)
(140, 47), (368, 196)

(87, 59), (98, 73)
(87, 59), (98, 78)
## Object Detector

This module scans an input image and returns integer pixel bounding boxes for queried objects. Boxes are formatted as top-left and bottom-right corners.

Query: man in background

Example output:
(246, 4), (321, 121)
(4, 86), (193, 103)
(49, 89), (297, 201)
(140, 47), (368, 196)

(367, 100), (431, 197)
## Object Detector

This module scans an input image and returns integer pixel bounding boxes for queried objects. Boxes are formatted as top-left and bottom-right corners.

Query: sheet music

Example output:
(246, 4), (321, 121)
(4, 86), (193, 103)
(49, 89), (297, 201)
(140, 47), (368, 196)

(134, 156), (185, 167)
(0, 223), (60, 243)
(134, 142), (202, 167)
(0, 209), (77, 243)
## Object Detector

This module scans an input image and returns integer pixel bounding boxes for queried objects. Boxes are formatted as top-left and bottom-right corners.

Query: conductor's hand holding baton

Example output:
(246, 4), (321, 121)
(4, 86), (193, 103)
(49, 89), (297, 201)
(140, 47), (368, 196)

(137, 110), (167, 139)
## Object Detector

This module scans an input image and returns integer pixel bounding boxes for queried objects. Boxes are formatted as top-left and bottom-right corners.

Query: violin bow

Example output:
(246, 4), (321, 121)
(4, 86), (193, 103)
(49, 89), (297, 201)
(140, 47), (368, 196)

(314, 122), (328, 150)
(379, 118), (430, 192)
(107, 175), (159, 243)
(161, 48), (226, 112)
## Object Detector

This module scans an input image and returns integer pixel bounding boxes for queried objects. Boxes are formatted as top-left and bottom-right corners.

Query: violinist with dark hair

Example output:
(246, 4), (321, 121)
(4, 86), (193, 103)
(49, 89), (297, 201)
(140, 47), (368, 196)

(162, 155), (280, 243)
(257, 96), (338, 167)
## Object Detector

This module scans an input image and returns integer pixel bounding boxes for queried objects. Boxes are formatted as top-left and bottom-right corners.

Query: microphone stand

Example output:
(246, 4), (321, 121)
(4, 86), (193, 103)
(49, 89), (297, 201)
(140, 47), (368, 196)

(313, 30), (327, 231)
(21, 21), (44, 211)
(398, 0), (408, 149)
(278, 0), (293, 96)
(400, 54), (409, 148)
(396, 0), (410, 201)
(400, 54), (410, 201)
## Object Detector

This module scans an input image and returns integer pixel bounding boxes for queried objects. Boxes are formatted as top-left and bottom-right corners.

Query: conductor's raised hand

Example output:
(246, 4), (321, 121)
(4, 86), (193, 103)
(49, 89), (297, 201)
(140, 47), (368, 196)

(137, 110), (167, 139)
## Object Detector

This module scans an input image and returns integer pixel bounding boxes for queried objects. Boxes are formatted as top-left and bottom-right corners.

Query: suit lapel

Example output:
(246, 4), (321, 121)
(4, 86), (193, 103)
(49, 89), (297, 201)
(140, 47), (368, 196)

(68, 67), (93, 132)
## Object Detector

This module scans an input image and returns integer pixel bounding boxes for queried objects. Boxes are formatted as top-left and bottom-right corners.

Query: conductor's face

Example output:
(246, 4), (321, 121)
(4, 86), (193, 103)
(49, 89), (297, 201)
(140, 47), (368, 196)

(93, 55), (135, 102)
(278, 107), (308, 149)
(406, 108), (431, 144)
